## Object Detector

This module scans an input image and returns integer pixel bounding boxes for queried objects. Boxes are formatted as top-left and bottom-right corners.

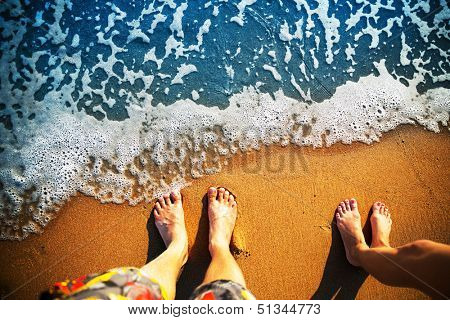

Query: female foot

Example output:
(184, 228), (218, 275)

(370, 202), (392, 248)
(153, 191), (188, 263)
(335, 198), (368, 266)
(207, 187), (237, 254)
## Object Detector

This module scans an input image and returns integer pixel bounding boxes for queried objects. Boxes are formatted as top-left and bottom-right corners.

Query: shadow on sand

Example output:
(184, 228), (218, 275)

(311, 212), (373, 300)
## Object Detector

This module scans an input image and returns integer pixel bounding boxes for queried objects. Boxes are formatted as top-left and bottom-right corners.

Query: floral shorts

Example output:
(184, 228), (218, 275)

(43, 267), (255, 300)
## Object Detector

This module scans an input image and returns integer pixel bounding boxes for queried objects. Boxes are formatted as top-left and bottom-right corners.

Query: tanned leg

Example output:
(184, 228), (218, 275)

(336, 199), (450, 299)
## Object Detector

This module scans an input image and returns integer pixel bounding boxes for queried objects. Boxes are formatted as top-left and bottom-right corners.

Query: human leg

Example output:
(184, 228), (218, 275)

(335, 199), (450, 299)
(201, 187), (246, 287)
(140, 191), (188, 300)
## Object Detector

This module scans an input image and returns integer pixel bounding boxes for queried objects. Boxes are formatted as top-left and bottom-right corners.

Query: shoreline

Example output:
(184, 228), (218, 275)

(0, 124), (449, 299)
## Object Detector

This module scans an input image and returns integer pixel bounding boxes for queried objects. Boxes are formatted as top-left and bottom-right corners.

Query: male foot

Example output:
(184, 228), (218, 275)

(207, 187), (237, 254)
(153, 191), (188, 263)
(370, 202), (392, 248)
(335, 198), (368, 266)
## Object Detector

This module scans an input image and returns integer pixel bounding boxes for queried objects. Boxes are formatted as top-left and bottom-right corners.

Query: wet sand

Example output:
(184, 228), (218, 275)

(0, 125), (449, 299)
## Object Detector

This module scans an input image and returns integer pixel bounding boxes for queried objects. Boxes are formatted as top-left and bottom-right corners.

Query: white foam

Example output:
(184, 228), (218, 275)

(290, 74), (311, 101)
(144, 47), (163, 69)
(284, 46), (292, 64)
(345, 44), (356, 65)
(71, 34), (80, 47)
(230, 0), (257, 26)
(171, 63), (198, 85)
(33, 11), (45, 27)
(263, 64), (282, 81)
(293, 0), (340, 64)
(188, 19), (211, 52)
(170, 2), (188, 38)
(310, 48), (319, 69)
(191, 90), (200, 101)
(399, 33), (411, 66)
(279, 21), (293, 42)
(150, 14), (167, 34)
(212, 6), (220, 17)
(225, 65), (235, 80)
(268, 50), (276, 60)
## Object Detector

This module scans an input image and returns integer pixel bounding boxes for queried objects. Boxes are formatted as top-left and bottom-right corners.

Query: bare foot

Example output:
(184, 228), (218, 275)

(370, 202), (392, 248)
(335, 198), (368, 266)
(153, 191), (188, 260)
(207, 187), (237, 253)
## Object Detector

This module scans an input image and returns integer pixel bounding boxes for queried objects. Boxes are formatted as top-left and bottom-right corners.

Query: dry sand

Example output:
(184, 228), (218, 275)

(0, 125), (449, 300)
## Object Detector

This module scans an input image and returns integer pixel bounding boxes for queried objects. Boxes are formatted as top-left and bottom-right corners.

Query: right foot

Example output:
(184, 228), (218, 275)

(335, 198), (368, 266)
(370, 202), (392, 248)
(207, 187), (237, 254)
(153, 191), (188, 263)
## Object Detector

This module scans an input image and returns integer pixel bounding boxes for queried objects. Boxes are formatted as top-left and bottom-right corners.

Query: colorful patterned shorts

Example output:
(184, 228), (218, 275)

(43, 267), (255, 300)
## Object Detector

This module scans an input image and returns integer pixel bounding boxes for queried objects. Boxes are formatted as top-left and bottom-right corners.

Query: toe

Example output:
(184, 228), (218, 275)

(208, 187), (218, 201)
(372, 201), (381, 213)
(224, 190), (230, 201)
(218, 188), (225, 202)
(340, 202), (346, 212)
(337, 206), (343, 214)
(344, 199), (351, 211)
(171, 190), (182, 203)
(158, 197), (166, 207)
(163, 194), (171, 205)
(154, 203), (162, 215)
(229, 194), (235, 204)
(380, 204), (385, 215)
(350, 198), (358, 210)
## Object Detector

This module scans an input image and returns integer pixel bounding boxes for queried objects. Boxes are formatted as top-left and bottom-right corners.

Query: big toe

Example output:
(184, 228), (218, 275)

(350, 198), (358, 210)
(372, 201), (382, 214)
(208, 187), (218, 201)
(171, 190), (182, 203)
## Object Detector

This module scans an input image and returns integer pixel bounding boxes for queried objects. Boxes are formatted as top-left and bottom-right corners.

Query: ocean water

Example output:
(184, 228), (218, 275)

(0, 0), (448, 240)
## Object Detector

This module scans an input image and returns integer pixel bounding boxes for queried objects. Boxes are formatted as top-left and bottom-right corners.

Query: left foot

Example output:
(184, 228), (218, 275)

(335, 198), (368, 266)
(153, 191), (188, 263)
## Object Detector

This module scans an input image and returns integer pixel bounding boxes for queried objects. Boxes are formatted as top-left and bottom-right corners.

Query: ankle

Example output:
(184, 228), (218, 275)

(351, 242), (369, 264)
(167, 237), (188, 256)
(209, 241), (230, 256)
(371, 239), (390, 248)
